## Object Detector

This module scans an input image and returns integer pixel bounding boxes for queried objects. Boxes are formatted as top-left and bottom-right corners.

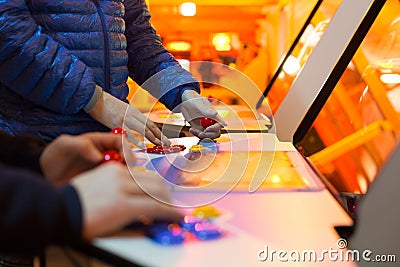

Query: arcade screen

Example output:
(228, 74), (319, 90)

(293, 0), (400, 198)
(256, 0), (343, 116)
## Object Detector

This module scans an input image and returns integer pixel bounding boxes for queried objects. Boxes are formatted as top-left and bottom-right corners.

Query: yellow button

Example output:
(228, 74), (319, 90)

(133, 166), (147, 171)
(192, 205), (221, 218)
(189, 144), (206, 152)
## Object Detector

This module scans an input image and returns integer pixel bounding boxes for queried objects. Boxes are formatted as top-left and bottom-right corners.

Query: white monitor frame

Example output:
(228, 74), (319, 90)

(273, 0), (386, 142)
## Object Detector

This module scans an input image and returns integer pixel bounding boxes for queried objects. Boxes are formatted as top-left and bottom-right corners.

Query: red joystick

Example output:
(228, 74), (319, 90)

(200, 117), (216, 129)
(101, 150), (123, 164)
(110, 127), (127, 137)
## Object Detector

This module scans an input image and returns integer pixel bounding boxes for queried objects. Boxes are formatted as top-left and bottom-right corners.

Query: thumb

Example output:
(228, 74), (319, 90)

(67, 137), (103, 163)
(126, 128), (146, 149)
(213, 113), (227, 127)
(83, 146), (103, 163)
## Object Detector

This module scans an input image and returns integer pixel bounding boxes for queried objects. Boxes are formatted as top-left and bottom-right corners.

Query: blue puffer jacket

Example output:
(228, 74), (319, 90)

(0, 0), (199, 141)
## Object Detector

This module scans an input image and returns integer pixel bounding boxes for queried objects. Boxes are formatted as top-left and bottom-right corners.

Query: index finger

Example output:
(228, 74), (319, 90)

(198, 106), (227, 128)
(80, 132), (124, 151)
(80, 132), (136, 164)
(211, 113), (227, 127)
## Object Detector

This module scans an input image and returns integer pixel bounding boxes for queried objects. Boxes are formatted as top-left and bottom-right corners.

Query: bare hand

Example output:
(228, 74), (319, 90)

(71, 163), (183, 240)
(40, 132), (134, 184)
(88, 90), (171, 148)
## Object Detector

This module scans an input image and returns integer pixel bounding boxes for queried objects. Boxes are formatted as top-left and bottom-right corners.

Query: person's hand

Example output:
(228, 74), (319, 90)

(180, 90), (226, 139)
(40, 132), (135, 184)
(70, 162), (183, 240)
(88, 90), (171, 148)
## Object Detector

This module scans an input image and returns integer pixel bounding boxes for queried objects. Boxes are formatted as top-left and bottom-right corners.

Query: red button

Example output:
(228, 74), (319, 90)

(102, 150), (123, 163)
(200, 117), (216, 129)
(110, 127), (127, 137)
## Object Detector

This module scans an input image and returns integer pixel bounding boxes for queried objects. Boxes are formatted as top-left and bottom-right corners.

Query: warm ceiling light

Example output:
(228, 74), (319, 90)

(166, 41), (191, 52)
(270, 174), (281, 184)
(212, 33), (231, 52)
(179, 2), (196, 17)
(380, 73), (400, 84)
(283, 55), (301, 75)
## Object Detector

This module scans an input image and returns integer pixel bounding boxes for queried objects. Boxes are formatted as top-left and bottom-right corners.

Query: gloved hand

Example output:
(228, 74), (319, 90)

(88, 90), (171, 148)
(180, 90), (226, 139)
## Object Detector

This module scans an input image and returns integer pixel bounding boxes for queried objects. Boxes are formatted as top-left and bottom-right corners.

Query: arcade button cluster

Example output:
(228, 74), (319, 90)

(192, 205), (221, 218)
(188, 144), (206, 152)
(143, 144), (186, 154)
(100, 127), (128, 164)
(101, 150), (123, 164)
(147, 206), (224, 245)
(110, 127), (127, 136)
(147, 223), (186, 246)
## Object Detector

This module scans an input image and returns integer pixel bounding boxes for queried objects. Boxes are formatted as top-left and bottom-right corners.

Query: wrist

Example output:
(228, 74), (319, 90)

(181, 89), (200, 103)
(86, 90), (127, 129)
(84, 85), (103, 113)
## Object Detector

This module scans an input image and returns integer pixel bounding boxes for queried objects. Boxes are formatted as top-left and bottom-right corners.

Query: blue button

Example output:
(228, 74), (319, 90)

(180, 215), (207, 231)
(148, 223), (185, 245)
(191, 222), (222, 240)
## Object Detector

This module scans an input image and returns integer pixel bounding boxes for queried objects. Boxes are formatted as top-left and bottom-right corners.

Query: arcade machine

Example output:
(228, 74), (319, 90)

(68, 0), (399, 266)
(349, 142), (400, 266)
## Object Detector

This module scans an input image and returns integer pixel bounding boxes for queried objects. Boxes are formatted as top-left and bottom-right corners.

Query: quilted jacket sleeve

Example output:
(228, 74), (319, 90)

(0, 130), (46, 174)
(0, 0), (96, 114)
(124, 0), (200, 111)
(0, 164), (82, 253)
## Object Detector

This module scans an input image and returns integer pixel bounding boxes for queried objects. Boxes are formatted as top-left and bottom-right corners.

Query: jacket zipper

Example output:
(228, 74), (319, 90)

(91, 0), (111, 92)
